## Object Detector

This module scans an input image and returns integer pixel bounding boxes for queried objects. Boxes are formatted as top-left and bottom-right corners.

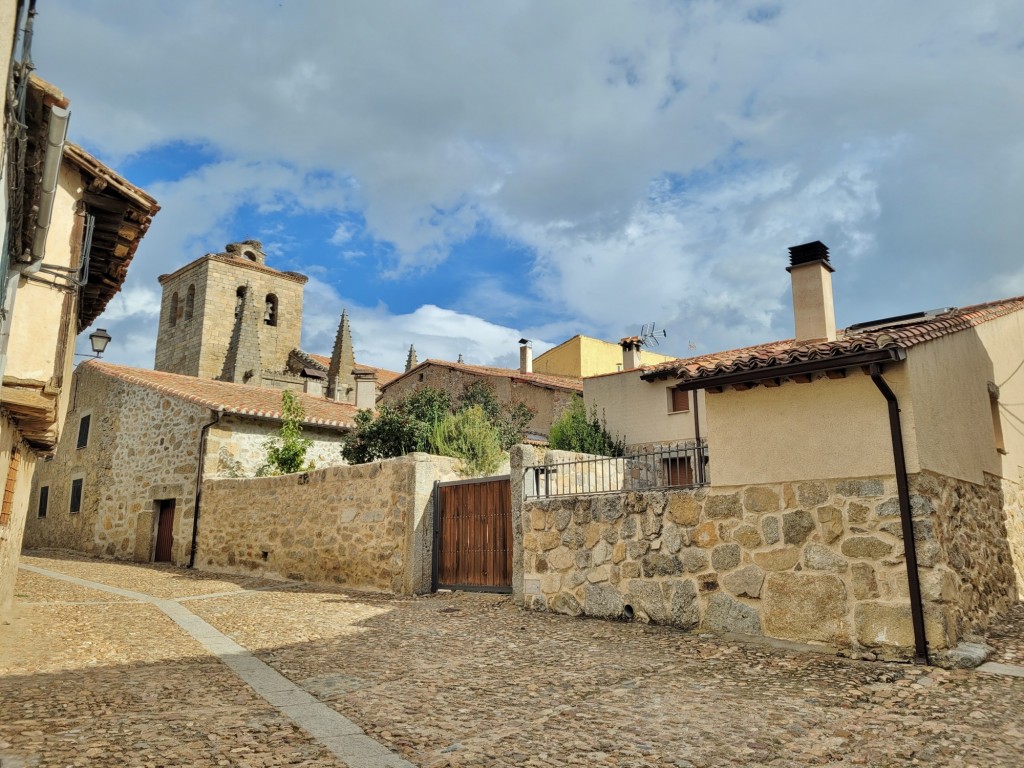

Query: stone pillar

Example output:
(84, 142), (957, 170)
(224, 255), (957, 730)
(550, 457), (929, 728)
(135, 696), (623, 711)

(509, 443), (539, 605)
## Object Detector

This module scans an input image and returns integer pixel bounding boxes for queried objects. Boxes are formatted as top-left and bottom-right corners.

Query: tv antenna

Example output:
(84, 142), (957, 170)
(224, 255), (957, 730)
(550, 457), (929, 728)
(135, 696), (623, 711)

(639, 322), (667, 347)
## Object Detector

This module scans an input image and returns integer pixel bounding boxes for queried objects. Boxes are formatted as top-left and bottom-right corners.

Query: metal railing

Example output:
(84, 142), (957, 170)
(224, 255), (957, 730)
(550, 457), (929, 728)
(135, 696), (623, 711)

(524, 440), (709, 499)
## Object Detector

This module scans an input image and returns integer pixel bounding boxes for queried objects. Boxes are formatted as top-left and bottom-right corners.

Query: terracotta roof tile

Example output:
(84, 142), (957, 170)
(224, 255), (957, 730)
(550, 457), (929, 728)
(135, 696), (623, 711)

(642, 295), (1024, 384)
(298, 351), (402, 386)
(383, 359), (583, 393)
(83, 361), (357, 428)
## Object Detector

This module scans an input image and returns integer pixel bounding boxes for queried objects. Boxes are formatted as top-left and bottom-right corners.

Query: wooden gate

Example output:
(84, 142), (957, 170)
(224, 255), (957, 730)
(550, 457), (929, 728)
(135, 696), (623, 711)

(433, 475), (512, 592)
(154, 499), (175, 563)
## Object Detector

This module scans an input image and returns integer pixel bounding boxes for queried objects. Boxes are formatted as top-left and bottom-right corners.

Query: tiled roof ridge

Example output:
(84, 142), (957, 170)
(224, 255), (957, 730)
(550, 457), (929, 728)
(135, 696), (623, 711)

(642, 294), (1024, 382)
(414, 358), (583, 391)
(295, 350), (401, 384)
(82, 361), (355, 427)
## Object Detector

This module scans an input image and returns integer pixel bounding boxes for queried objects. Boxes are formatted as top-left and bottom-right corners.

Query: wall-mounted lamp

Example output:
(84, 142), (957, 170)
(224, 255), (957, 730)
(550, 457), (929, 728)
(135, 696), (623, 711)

(76, 328), (112, 359)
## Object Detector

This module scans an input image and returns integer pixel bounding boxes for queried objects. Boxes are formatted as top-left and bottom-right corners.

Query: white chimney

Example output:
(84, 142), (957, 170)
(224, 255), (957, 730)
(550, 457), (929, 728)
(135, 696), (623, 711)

(518, 338), (533, 374)
(620, 337), (642, 370)
(787, 241), (837, 343)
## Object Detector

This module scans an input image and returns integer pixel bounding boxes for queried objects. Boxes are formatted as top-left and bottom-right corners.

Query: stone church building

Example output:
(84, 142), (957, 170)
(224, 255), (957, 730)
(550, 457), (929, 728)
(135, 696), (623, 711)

(24, 240), (398, 565)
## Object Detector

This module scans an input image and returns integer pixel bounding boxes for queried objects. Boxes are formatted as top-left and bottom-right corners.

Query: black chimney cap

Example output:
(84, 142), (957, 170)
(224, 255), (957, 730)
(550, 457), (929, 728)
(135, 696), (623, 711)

(788, 240), (832, 269)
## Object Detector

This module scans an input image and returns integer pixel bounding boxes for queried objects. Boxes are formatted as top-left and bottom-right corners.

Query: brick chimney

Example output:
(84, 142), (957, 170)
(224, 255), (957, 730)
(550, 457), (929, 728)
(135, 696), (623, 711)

(620, 337), (642, 370)
(787, 240), (836, 343)
(518, 338), (533, 374)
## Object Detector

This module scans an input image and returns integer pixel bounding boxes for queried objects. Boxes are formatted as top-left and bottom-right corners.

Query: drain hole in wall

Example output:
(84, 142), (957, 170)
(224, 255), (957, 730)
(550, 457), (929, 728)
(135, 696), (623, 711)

(623, 604), (635, 620)
(261, 551), (269, 561)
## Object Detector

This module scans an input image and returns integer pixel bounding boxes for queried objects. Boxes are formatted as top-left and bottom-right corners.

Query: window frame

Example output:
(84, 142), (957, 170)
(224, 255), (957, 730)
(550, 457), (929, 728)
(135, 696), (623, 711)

(69, 477), (84, 514)
(76, 413), (91, 449)
(37, 485), (49, 518)
(668, 388), (690, 414)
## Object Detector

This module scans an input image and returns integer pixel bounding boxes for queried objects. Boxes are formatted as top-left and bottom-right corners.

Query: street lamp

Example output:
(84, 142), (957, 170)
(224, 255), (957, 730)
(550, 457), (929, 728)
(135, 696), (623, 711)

(76, 328), (112, 359)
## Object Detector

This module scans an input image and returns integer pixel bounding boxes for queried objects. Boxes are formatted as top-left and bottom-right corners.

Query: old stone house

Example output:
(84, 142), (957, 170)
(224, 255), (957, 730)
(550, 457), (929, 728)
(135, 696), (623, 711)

(0, 61), (159, 612)
(24, 361), (357, 566)
(381, 342), (582, 441)
(518, 241), (1024, 663)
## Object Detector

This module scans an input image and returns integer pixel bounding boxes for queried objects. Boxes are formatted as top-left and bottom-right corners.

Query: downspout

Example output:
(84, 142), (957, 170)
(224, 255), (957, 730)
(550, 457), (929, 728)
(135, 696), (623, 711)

(188, 409), (223, 568)
(869, 360), (929, 665)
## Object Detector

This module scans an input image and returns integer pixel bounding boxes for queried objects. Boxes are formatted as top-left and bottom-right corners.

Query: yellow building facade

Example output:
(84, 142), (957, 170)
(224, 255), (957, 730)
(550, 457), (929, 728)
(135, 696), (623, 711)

(533, 335), (676, 378)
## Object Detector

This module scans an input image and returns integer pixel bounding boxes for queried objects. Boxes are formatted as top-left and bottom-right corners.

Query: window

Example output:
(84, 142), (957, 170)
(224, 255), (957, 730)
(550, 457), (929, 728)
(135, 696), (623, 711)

(70, 478), (83, 514)
(235, 286), (247, 318)
(990, 382), (1006, 454)
(0, 449), (20, 526)
(669, 388), (689, 413)
(37, 486), (49, 518)
(264, 294), (278, 326)
(169, 292), (179, 327)
(77, 414), (91, 449)
(185, 284), (195, 321)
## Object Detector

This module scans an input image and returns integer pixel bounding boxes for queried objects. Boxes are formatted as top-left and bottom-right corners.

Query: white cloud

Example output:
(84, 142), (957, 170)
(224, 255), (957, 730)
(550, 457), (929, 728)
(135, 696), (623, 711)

(46, 0), (1024, 363)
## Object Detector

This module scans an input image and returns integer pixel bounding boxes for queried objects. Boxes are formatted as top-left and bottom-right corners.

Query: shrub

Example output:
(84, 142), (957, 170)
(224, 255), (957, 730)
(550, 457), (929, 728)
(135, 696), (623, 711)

(260, 391), (314, 475)
(428, 405), (503, 477)
(548, 396), (625, 456)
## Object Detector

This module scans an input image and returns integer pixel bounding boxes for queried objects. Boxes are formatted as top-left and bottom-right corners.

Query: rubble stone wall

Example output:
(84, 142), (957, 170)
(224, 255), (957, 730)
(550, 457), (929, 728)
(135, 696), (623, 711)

(197, 453), (460, 593)
(205, 416), (348, 477)
(514, 448), (1022, 659)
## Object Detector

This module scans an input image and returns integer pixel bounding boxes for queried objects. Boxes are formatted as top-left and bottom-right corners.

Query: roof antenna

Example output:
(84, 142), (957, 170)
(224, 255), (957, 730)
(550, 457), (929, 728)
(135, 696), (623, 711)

(639, 322), (667, 347)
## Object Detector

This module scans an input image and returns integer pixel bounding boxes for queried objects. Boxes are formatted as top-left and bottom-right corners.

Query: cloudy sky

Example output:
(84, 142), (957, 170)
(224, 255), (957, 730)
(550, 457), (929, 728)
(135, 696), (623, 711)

(35, 1), (1024, 372)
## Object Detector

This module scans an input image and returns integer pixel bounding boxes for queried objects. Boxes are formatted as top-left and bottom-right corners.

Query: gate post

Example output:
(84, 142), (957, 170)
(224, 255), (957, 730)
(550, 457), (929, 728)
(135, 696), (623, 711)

(431, 480), (440, 592)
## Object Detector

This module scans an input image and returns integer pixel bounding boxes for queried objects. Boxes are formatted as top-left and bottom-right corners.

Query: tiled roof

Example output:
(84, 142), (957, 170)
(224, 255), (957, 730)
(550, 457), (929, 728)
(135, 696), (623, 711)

(83, 361), (357, 428)
(383, 359), (583, 393)
(297, 351), (402, 386)
(642, 295), (1024, 384)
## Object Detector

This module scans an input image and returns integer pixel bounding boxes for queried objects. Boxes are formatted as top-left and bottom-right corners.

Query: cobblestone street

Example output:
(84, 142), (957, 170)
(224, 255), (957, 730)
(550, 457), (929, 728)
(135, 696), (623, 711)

(2, 552), (1024, 767)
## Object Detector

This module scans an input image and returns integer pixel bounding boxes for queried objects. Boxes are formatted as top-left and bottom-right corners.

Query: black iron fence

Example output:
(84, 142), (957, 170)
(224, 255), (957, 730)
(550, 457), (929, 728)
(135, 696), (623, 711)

(524, 440), (709, 499)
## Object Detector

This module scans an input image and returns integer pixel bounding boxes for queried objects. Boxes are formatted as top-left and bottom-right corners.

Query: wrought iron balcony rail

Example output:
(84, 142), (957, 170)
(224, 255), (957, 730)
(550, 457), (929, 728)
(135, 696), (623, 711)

(524, 440), (709, 499)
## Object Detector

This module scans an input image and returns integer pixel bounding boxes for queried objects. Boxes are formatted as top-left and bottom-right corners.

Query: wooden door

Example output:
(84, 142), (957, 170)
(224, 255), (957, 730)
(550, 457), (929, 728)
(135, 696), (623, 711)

(154, 500), (175, 563)
(434, 476), (512, 592)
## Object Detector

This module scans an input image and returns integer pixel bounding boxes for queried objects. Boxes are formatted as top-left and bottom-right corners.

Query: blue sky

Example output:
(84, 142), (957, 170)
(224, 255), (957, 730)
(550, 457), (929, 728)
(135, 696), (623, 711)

(33, 0), (1024, 372)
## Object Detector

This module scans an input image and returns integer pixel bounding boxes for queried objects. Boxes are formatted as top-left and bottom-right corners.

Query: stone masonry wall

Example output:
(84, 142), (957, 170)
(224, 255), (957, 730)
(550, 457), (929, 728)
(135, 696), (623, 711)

(197, 453), (460, 593)
(205, 416), (347, 477)
(514, 448), (1023, 659)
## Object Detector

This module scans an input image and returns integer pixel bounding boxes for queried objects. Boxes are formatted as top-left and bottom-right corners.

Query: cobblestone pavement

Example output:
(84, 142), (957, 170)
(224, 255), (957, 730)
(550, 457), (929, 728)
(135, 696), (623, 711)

(3, 552), (1024, 767)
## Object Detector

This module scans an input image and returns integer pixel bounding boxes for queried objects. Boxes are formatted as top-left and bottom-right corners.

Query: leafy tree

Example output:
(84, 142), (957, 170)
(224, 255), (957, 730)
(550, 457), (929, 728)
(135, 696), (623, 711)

(261, 391), (314, 474)
(548, 396), (625, 457)
(457, 380), (535, 449)
(342, 381), (535, 470)
(428, 405), (503, 476)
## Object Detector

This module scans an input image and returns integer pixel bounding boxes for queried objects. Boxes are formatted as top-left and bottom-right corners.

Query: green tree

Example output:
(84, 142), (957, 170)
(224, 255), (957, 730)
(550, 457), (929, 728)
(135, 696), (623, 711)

(261, 391), (314, 474)
(548, 396), (625, 457)
(341, 387), (452, 464)
(428, 405), (503, 476)
(457, 380), (535, 449)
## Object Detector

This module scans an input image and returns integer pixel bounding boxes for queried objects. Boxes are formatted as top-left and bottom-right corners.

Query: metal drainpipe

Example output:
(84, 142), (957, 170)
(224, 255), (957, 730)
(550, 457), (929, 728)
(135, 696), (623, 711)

(869, 362), (929, 664)
(188, 409), (223, 568)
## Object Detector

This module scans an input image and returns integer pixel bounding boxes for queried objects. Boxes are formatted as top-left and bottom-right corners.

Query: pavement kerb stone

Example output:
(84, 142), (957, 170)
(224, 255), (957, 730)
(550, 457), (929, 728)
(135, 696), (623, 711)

(18, 563), (414, 768)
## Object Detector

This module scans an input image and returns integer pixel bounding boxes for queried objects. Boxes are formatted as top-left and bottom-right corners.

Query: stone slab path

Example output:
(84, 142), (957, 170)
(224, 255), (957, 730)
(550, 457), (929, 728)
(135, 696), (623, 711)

(17, 563), (412, 768)
(3, 552), (1024, 767)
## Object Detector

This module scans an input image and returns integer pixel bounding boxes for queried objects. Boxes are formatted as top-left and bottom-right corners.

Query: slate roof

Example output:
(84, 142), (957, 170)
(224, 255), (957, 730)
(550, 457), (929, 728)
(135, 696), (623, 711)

(83, 361), (358, 428)
(383, 359), (583, 393)
(641, 295), (1024, 384)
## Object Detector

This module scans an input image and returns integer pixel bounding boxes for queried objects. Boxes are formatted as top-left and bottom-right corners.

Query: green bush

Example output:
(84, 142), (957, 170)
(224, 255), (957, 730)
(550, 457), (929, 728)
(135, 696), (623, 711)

(260, 391), (314, 475)
(428, 405), (503, 477)
(548, 396), (625, 457)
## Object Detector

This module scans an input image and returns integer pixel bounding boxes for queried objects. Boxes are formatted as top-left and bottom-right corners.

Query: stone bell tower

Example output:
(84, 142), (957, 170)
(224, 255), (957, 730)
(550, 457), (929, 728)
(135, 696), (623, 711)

(154, 240), (307, 381)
